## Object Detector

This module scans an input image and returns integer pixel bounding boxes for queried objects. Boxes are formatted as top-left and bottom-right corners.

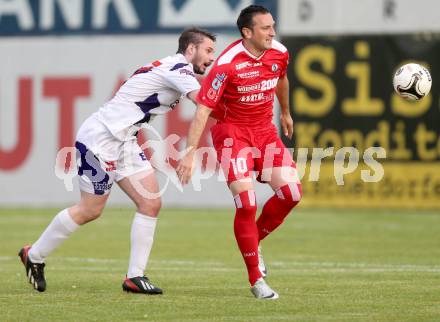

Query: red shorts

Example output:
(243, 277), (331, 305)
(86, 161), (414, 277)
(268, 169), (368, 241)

(210, 123), (295, 185)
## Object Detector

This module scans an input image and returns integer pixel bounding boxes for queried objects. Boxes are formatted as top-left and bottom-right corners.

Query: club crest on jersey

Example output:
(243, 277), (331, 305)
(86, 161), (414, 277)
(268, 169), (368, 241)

(271, 64), (279, 72)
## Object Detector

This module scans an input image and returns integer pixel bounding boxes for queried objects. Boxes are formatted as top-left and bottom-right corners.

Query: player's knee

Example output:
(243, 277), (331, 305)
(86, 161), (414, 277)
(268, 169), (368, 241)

(87, 208), (103, 221)
(275, 183), (302, 208)
(234, 190), (257, 214)
(73, 204), (104, 224)
(137, 197), (162, 217)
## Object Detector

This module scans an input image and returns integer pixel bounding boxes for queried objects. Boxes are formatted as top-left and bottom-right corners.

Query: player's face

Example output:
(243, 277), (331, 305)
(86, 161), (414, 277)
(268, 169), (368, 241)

(192, 37), (215, 75)
(248, 13), (276, 51)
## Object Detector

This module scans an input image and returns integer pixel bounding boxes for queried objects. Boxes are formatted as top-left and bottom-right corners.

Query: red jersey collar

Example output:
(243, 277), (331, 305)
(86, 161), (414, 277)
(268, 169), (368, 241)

(240, 40), (267, 61)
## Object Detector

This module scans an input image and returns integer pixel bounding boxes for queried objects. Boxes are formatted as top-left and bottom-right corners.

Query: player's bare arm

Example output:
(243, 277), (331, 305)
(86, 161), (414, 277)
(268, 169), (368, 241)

(176, 104), (212, 185)
(187, 90), (199, 105)
(275, 74), (294, 139)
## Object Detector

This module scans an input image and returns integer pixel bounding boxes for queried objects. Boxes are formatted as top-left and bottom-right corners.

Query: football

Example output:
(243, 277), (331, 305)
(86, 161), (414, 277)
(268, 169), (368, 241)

(393, 63), (432, 100)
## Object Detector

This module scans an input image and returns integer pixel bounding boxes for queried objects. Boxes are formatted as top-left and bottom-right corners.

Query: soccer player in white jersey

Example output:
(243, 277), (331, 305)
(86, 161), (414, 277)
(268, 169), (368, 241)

(19, 28), (216, 294)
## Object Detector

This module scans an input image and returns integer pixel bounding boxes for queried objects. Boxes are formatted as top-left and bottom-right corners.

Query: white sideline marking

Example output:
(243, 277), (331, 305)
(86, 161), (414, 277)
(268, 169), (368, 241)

(47, 267), (440, 273)
(5, 256), (440, 273)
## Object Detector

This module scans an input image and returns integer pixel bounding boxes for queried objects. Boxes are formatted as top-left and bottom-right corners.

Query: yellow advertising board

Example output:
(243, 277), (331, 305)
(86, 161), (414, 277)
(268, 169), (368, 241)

(299, 162), (440, 208)
(282, 36), (440, 208)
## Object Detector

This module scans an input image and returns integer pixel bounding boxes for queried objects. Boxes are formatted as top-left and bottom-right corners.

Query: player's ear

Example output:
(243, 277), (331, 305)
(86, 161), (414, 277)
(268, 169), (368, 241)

(186, 43), (195, 57)
(190, 43), (197, 54)
(242, 27), (252, 39)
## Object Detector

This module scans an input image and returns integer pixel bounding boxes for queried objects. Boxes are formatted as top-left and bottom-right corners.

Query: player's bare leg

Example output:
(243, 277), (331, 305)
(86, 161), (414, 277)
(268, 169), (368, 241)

(118, 169), (163, 294)
(19, 191), (109, 292)
(69, 191), (110, 224)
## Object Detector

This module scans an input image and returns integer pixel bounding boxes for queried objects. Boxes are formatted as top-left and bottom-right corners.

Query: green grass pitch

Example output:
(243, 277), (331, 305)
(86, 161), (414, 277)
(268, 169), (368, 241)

(1, 207), (440, 321)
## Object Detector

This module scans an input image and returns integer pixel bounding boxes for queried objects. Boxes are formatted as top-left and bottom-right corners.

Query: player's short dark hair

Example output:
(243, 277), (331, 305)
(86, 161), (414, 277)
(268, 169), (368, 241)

(236, 5), (271, 37)
(177, 27), (216, 54)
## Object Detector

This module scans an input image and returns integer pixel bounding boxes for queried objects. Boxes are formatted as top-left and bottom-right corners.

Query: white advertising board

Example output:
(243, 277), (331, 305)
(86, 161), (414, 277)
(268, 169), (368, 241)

(279, 0), (440, 35)
(0, 35), (278, 207)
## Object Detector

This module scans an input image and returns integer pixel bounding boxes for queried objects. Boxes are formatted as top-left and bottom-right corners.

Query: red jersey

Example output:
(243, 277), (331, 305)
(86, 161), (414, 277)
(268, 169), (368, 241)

(197, 39), (289, 128)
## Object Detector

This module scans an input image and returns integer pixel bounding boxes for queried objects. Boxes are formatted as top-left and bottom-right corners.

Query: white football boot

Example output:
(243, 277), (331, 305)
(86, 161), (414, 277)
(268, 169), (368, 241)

(251, 278), (279, 299)
(257, 245), (267, 278)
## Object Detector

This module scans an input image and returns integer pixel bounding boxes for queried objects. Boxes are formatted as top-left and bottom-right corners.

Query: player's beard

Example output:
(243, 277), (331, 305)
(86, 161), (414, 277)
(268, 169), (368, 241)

(192, 51), (207, 75)
(193, 64), (204, 75)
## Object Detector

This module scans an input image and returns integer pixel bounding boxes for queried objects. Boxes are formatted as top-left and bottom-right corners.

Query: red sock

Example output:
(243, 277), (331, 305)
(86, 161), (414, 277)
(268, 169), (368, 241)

(233, 190), (262, 286)
(257, 183), (302, 241)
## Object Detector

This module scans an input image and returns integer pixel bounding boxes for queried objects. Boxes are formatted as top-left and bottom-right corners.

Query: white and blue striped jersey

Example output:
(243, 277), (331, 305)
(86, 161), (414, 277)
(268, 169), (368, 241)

(96, 53), (200, 140)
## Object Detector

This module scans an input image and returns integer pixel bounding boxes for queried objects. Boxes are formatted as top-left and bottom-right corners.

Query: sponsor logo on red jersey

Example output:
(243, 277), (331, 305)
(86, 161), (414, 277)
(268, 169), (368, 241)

(235, 61), (251, 70)
(239, 93), (265, 102)
(239, 93), (274, 104)
(207, 73), (226, 101)
(235, 61), (263, 70)
(211, 73), (226, 90)
(237, 77), (279, 93)
(237, 83), (261, 93)
(237, 70), (260, 79)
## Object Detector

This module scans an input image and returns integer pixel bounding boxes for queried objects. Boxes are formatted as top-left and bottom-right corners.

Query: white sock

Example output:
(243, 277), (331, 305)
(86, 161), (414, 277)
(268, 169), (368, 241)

(127, 212), (157, 278)
(28, 208), (79, 263)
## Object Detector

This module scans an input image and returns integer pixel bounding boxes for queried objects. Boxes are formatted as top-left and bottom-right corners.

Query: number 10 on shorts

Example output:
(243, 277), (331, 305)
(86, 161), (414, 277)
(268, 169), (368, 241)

(231, 158), (248, 175)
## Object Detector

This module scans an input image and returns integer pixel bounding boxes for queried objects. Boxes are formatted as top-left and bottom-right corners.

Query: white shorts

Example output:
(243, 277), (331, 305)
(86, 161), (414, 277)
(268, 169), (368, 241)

(75, 113), (152, 195)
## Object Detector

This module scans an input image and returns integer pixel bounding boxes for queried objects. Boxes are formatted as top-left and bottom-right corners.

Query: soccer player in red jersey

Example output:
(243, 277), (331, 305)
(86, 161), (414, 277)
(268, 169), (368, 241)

(177, 5), (302, 299)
